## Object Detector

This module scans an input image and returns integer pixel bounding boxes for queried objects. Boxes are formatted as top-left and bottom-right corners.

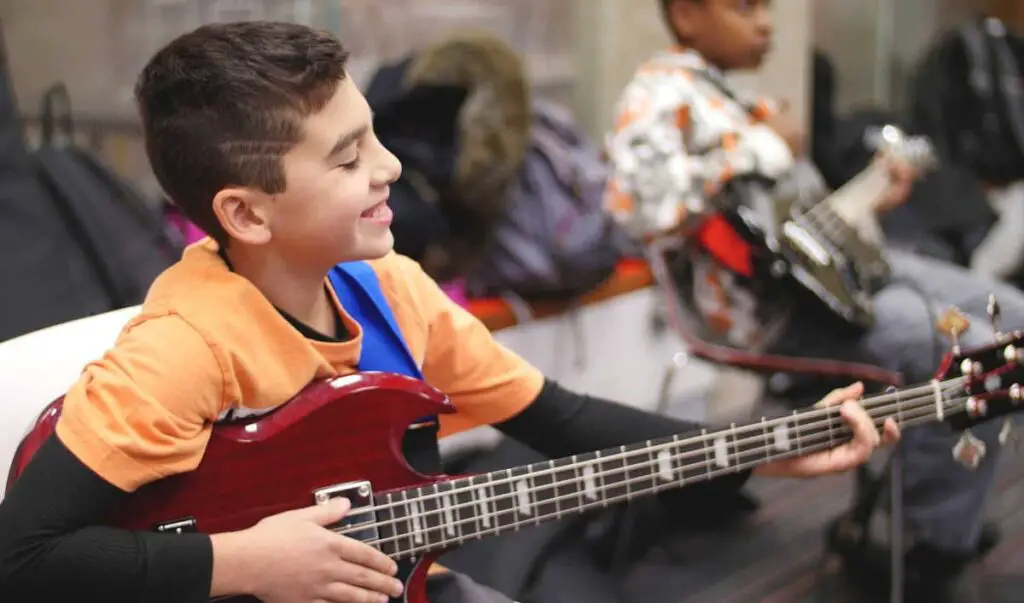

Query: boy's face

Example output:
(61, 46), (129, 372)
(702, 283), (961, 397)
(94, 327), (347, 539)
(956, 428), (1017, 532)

(219, 76), (402, 269)
(671, 0), (774, 71)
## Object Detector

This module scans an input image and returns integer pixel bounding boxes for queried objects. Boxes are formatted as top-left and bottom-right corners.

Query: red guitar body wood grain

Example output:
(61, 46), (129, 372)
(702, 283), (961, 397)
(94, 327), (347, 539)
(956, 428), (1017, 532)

(8, 372), (457, 603)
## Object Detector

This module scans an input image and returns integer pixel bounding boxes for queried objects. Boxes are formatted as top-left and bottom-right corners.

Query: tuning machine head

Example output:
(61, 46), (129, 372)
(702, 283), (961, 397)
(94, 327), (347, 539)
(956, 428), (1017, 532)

(863, 124), (937, 172)
(939, 328), (1024, 434)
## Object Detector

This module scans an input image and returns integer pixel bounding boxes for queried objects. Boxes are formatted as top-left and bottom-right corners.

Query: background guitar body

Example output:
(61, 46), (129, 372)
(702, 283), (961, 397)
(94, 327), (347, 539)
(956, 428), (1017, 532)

(713, 127), (935, 329)
(8, 372), (456, 603)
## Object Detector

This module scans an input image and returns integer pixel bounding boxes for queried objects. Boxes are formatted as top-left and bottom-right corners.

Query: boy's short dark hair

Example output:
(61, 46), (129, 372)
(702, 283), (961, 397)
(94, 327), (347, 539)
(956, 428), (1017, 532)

(135, 21), (350, 246)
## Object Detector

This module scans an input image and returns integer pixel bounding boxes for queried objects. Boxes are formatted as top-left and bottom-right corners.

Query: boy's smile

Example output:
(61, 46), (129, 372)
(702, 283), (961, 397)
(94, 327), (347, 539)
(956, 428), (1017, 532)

(360, 198), (394, 226)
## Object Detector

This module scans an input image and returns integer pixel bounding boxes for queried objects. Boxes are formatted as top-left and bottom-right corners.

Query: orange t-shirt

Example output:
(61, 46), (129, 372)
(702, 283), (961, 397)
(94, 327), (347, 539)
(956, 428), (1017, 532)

(55, 240), (544, 493)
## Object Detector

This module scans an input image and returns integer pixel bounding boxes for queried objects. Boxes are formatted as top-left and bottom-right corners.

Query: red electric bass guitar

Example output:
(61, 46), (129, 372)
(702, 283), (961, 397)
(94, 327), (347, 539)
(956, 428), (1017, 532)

(7, 311), (1024, 602)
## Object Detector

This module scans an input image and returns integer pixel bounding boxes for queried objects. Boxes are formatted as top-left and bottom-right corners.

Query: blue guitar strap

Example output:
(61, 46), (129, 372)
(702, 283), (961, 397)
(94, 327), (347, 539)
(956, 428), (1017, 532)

(326, 261), (424, 381)
(327, 262), (441, 473)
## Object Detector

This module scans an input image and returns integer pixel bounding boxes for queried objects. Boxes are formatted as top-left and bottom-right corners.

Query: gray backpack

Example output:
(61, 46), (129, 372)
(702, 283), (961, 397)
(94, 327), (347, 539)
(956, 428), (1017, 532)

(465, 101), (635, 300)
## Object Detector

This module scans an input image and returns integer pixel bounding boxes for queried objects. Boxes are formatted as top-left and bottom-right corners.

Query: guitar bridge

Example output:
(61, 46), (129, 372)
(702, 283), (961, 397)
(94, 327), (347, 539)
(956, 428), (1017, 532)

(313, 481), (379, 544)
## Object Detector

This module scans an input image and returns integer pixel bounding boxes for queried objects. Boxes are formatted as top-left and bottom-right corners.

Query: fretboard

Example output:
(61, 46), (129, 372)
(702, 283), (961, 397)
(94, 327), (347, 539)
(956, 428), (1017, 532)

(360, 377), (966, 560)
(801, 203), (860, 251)
(804, 160), (891, 249)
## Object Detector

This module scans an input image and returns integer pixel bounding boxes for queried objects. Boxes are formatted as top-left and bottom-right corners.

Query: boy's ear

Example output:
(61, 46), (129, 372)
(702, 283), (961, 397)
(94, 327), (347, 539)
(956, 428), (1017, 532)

(667, 0), (702, 41)
(212, 187), (273, 246)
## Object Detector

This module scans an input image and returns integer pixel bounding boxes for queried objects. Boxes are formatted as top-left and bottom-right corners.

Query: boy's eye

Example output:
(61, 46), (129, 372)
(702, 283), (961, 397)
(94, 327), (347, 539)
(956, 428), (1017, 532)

(340, 156), (361, 170)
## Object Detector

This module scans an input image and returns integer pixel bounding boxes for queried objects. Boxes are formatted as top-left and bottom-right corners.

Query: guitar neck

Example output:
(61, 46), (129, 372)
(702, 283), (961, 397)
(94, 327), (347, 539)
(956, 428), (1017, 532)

(358, 377), (968, 560)
(807, 161), (891, 247)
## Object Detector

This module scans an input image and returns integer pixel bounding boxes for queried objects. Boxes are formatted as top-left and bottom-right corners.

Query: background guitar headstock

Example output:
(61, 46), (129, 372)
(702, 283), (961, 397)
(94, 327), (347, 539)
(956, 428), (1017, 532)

(936, 302), (1024, 432)
(863, 124), (938, 174)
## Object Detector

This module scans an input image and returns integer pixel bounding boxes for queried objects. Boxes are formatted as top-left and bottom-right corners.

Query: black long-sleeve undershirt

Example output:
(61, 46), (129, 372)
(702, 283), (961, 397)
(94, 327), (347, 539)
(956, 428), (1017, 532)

(0, 435), (212, 603)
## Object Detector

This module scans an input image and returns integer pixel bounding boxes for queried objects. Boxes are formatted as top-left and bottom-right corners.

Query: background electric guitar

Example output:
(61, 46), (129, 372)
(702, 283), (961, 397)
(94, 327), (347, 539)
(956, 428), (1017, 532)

(724, 126), (937, 328)
(8, 311), (1024, 603)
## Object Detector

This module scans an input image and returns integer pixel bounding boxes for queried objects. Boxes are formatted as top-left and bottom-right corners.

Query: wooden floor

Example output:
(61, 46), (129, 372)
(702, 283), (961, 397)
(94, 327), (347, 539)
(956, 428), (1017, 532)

(621, 450), (1024, 603)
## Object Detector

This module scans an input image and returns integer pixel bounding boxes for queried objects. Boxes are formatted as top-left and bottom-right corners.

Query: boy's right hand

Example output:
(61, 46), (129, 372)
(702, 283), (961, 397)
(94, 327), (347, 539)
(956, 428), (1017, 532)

(214, 498), (404, 602)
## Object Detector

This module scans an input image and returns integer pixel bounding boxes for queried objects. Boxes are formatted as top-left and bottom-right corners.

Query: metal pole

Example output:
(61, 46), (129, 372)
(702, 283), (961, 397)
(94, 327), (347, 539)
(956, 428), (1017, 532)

(889, 442), (904, 603)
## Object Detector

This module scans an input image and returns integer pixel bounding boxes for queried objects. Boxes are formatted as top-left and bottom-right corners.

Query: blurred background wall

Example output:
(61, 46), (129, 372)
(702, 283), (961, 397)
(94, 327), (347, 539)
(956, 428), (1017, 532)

(0, 0), (984, 192)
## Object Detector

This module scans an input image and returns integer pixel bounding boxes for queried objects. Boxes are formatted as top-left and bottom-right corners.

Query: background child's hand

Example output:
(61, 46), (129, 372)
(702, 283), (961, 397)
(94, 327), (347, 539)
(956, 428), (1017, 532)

(874, 152), (919, 214)
(754, 382), (900, 478)
(214, 498), (403, 603)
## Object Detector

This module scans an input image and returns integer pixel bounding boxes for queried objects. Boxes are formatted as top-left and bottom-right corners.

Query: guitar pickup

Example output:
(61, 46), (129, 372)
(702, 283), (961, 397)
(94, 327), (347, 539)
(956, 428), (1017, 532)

(313, 481), (378, 544)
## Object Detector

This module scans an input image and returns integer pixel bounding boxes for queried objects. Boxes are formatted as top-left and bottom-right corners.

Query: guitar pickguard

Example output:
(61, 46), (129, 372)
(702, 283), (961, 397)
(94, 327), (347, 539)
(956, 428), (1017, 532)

(781, 216), (875, 326)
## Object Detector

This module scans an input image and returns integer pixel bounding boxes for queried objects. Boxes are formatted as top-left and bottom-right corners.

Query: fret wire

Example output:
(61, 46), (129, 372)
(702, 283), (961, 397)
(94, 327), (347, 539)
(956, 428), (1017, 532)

(350, 383), (963, 537)
(790, 409), (798, 456)
(646, 440), (658, 492)
(671, 434), (682, 485)
(377, 406), (958, 558)
(701, 428), (712, 479)
(621, 445), (631, 499)
(571, 454), (583, 510)
(761, 417), (772, 463)
(896, 387), (904, 425)
(524, 465), (537, 525)
(827, 408), (835, 450)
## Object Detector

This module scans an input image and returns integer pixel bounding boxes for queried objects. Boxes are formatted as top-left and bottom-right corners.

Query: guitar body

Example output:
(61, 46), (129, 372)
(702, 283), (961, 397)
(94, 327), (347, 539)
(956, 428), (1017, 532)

(702, 127), (937, 329)
(720, 197), (880, 328)
(7, 372), (456, 603)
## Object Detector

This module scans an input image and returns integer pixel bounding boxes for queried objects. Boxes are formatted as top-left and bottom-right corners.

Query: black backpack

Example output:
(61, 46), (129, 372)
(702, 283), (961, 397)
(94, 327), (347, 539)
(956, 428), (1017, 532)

(956, 17), (1024, 182)
(0, 65), (115, 342)
(31, 83), (181, 311)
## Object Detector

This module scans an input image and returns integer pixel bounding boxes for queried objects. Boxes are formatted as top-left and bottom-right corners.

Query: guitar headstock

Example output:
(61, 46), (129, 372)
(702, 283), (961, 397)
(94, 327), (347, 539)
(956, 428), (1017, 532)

(935, 303), (1024, 431)
(863, 124), (937, 173)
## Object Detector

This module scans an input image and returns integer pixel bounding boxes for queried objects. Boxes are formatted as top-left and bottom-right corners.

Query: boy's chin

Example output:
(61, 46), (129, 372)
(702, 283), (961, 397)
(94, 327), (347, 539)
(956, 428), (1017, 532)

(339, 231), (395, 263)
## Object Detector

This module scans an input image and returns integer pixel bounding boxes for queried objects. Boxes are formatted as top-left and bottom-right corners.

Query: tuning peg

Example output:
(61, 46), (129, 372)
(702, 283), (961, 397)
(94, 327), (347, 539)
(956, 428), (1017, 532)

(988, 293), (1002, 336)
(936, 307), (970, 352)
(953, 429), (986, 470)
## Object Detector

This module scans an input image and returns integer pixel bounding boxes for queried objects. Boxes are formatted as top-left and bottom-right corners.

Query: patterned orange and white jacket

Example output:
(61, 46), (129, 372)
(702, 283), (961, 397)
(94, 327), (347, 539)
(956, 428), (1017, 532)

(604, 47), (816, 349)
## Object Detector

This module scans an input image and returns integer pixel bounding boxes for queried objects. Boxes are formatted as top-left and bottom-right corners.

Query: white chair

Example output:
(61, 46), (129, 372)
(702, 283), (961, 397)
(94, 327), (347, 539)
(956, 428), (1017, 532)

(0, 305), (141, 498)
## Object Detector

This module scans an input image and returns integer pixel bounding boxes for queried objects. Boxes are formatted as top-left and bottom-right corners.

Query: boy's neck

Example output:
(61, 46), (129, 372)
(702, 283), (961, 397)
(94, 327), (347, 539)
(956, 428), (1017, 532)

(673, 44), (728, 73)
(224, 244), (337, 337)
